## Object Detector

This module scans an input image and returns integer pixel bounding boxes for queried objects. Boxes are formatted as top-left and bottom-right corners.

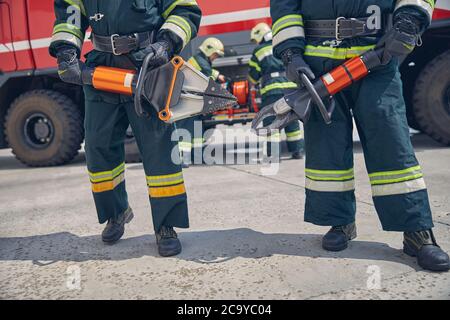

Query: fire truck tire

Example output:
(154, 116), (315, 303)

(5, 90), (83, 167)
(412, 50), (450, 145)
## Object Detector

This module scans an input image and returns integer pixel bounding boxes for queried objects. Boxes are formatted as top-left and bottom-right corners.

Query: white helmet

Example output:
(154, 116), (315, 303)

(250, 22), (272, 44)
(199, 37), (225, 58)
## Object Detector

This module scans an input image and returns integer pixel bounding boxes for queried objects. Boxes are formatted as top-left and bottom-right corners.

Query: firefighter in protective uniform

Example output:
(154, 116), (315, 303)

(249, 23), (305, 159)
(49, 0), (201, 257)
(177, 37), (226, 167)
(271, 0), (449, 271)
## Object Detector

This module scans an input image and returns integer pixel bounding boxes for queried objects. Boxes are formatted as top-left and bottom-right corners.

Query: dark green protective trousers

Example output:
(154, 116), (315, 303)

(84, 85), (189, 232)
(302, 57), (433, 232)
(262, 94), (305, 155)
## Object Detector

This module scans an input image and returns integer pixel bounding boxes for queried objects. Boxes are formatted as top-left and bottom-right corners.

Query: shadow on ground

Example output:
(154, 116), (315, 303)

(0, 228), (420, 270)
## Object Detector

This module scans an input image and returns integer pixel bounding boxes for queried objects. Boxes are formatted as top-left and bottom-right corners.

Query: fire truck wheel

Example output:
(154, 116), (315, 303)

(413, 50), (450, 146)
(5, 90), (83, 167)
(124, 127), (142, 163)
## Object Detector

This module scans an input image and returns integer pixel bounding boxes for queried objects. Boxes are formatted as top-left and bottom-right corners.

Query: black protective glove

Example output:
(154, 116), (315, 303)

(376, 11), (422, 64)
(281, 48), (315, 84)
(130, 40), (174, 67)
(56, 46), (85, 85)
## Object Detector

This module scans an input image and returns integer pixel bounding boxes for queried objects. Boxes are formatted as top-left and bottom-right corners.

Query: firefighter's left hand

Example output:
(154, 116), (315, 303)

(56, 46), (85, 86)
(377, 12), (421, 64)
(131, 40), (174, 67)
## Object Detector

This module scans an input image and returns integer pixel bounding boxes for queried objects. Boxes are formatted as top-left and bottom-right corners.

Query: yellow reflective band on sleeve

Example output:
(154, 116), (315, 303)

(211, 69), (220, 80)
(64, 0), (86, 16)
(368, 165), (423, 185)
(304, 45), (375, 60)
(166, 15), (192, 42)
(53, 23), (84, 40)
(248, 75), (258, 84)
(273, 26), (305, 47)
(306, 167), (354, 182)
(188, 57), (202, 71)
(260, 82), (297, 95)
(249, 60), (261, 72)
(255, 45), (273, 61)
(306, 178), (355, 192)
(51, 32), (83, 50)
(162, 0), (198, 19)
(272, 14), (304, 36)
(395, 0), (434, 20)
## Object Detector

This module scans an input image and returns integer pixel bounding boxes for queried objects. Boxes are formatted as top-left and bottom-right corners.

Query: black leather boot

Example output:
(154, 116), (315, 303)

(292, 151), (304, 159)
(101, 207), (134, 244)
(156, 226), (182, 257)
(403, 229), (450, 272)
(322, 222), (357, 252)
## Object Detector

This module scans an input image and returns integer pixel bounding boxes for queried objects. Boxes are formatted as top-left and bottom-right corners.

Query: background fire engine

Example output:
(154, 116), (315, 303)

(1, 0), (450, 166)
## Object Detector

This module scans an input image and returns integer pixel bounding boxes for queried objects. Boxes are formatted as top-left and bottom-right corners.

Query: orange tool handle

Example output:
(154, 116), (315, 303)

(92, 66), (136, 95)
(320, 56), (369, 96)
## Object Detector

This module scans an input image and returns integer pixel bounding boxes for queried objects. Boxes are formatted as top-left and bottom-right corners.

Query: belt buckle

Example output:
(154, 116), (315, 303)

(335, 16), (345, 41)
(111, 34), (121, 55)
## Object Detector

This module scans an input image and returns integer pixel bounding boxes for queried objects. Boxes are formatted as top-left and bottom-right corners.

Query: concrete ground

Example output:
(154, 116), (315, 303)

(0, 127), (449, 300)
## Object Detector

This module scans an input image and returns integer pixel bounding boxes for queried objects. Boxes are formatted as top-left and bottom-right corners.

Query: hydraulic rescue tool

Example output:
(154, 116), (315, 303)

(82, 54), (237, 123)
(251, 48), (383, 135)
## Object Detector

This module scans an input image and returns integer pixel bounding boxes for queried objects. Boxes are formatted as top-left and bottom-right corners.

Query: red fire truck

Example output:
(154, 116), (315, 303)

(1, 0), (450, 166)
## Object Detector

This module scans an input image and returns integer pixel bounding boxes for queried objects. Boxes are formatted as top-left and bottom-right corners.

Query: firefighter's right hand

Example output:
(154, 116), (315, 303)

(131, 40), (173, 68)
(56, 46), (85, 86)
(281, 49), (315, 85)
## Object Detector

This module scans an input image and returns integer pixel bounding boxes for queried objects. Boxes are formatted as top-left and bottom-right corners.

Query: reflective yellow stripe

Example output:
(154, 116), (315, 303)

(305, 168), (354, 181)
(147, 172), (183, 182)
(51, 32), (83, 49)
(188, 57), (202, 71)
(64, 0), (86, 16)
(306, 177), (355, 192)
(368, 165), (421, 178)
(261, 82), (297, 95)
(249, 60), (261, 72)
(304, 45), (375, 60)
(286, 130), (303, 141)
(149, 183), (186, 198)
(370, 173), (423, 185)
(53, 23), (84, 40)
(272, 14), (303, 36)
(371, 177), (426, 196)
(248, 75), (258, 84)
(255, 45), (272, 61)
(162, 0), (198, 19)
(166, 15), (192, 42)
(91, 172), (125, 193)
(89, 163), (125, 183)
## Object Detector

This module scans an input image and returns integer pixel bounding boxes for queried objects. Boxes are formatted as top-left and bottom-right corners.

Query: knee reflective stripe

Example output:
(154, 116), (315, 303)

(272, 15), (305, 47)
(305, 168), (355, 192)
(304, 45), (375, 60)
(369, 165), (427, 196)
(147, 172), (186, 198)
(395, 0), (434, 22)
(286, 130), (303, 142)
(261, 82), (297, 95)
(89, 163), (126, 193)
(161, 15), (192, 48)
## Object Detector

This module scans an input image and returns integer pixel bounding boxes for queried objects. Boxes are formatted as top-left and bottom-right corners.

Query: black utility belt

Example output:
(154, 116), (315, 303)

(91, 31), (154, 55)
(305, 16), (387, 40)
